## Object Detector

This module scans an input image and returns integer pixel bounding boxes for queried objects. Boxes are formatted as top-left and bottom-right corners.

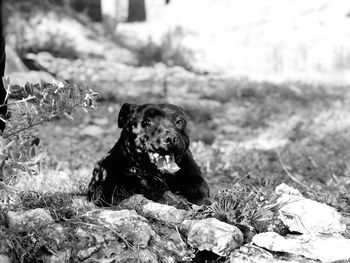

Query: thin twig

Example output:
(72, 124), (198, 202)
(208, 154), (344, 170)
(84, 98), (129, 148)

(3, 119), (46, 138)
(2, 77), (10, 105)
(0, 96), (36, 108)
(277, 151), (312, 192)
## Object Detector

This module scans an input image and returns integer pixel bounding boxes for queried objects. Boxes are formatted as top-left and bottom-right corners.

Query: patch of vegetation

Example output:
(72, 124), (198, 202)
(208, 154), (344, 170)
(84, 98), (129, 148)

(201, 79), (347, 130)
(0, 79), (98, 185)
(211, 184), (287, 236)
(188, 183), (288, 247)
(135, 27), (194, 71)
(197, 132), (350, 192)
(19, 192), (77, 220)
(0, 191), (98, 262)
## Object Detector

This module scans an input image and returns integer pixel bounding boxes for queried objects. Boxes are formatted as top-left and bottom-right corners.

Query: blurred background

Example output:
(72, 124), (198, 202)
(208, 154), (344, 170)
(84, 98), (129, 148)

(5, 0), (350, 84)
(3, 0), (350, 204)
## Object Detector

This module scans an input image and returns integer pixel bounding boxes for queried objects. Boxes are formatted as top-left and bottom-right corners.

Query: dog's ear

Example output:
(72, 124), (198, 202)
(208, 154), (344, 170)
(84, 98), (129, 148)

(176, 105), (186, 116)
(118, 103), (137, 128)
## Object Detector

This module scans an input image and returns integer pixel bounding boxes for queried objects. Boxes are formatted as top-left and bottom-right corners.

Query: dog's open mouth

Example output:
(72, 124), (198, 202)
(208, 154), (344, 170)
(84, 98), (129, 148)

(148, 152), (180, 173)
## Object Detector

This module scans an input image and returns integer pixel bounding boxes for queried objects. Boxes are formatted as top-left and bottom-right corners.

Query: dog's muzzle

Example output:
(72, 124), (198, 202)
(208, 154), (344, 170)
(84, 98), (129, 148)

(146, 132), (185, 173)
(147, 152), (180, 173)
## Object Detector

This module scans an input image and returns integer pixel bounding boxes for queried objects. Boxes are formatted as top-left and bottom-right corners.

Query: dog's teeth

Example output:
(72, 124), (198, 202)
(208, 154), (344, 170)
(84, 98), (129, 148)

(153, 153), (159, 160)
(165, 155), (170, 165)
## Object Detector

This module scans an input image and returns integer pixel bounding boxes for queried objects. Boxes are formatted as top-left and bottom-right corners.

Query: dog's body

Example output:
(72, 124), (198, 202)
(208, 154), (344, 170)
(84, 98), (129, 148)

(87, 103), (210, 206)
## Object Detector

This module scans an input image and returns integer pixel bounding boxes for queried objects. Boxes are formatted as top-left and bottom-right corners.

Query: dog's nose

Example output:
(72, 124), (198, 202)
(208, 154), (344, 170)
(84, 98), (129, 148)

(164, 133), (179, 145)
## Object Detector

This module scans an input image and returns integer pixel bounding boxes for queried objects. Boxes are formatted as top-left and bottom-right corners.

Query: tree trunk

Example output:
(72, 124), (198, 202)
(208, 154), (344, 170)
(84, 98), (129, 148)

(0, 0), (7, 132)
(127, 0), (146, 22)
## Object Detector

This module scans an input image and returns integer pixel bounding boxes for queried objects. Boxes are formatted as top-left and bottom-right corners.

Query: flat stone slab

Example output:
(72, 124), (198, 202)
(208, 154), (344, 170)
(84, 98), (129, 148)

(276, 183), (346, 234)
(253, 232), (350, 262)
(182, 217), (243, 256)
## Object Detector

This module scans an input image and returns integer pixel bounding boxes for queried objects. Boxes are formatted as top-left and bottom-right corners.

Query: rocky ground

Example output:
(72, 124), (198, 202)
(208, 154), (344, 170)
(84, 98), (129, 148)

(1, 2), (350, 262)
(1, 183), (349, 262)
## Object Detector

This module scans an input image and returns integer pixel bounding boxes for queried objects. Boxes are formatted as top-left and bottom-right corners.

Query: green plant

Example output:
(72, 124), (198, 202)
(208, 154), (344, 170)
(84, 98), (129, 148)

(210, 185), (288, 240)
(0, 79), (98, 184)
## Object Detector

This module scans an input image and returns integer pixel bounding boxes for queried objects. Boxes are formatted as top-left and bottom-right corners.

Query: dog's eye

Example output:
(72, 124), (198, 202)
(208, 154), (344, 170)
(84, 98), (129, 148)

(176, 119), (185, 126)
(142, 120), (153, 127)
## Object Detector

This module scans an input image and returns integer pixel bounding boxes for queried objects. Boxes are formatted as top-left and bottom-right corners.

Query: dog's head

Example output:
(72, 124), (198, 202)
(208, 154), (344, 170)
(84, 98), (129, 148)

(118, 103), (190, 173)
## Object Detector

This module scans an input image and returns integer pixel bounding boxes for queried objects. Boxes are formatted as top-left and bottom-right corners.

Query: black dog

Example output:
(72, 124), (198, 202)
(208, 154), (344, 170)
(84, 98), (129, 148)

(87, 103), (210, 206)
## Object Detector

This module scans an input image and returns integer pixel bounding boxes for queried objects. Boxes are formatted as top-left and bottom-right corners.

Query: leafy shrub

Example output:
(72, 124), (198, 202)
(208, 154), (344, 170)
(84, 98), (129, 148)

(0, 79), (98, 184)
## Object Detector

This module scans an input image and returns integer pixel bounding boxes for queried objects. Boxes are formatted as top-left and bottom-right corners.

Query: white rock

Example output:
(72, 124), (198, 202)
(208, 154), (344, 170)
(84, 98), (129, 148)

(275, 183), (302, 197)
(276, 184), (345, 234)
(182, 218), (243, 256)
(120, 195), (193, 261)
(119, 194), (150, 208)
(7, 208), (54, 231)
(253, 232), (350, 262)
(86, 209), (155, 248)
(143, 202), (188, 225)
(230, 244), (316, 263)
(120, 194), (188, 225)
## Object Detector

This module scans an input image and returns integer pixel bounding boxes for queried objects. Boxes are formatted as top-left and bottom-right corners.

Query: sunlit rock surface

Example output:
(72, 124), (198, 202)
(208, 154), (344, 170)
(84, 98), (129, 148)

(182, 217), (244, 256)
(142, 202), (188, 224)
(231, 244), (319, 263)
(83, 208), (192, 262)
(120, 193), (189, 224)
(253, 232), (350, 262)
(85, 209), (154, 248)
(2, 188), (347, 262)
(276, 183), (346, 234)
(250, 184), (350, 262)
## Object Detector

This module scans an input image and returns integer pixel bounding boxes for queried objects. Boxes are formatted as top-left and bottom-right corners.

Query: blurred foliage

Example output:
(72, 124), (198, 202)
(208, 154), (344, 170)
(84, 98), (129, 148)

(135, 27), (194, 70)
(3, 0), (97, 59)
